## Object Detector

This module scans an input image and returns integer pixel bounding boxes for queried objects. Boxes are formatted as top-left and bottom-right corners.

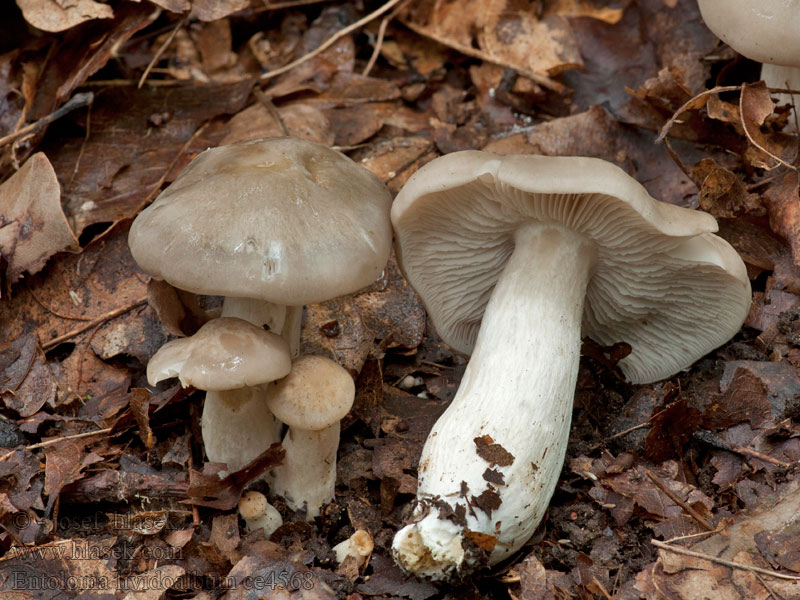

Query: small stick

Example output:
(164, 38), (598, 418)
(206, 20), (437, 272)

(0, 427), (113, 462)
(0, 93), (94, 149)
(260, 0), (406, 82)
(651, 539), (800, 581)
(139, 15), (189, 89)
(645, 470), (714, 531)
(592, 576), (614, 600)
(252, 87), (289, 136)
(41, 299), (147, 350)
(362, 0), (409, 76)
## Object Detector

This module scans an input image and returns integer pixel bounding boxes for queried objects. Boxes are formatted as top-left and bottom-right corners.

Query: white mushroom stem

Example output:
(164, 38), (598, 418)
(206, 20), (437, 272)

(393, 224), (596, 580)
(222, 296), (302, 357)
(201, 387), (280, 473)
(333, 530), (374, 568)
(269, 424), (340, 519)
(761, 64), (800, 132)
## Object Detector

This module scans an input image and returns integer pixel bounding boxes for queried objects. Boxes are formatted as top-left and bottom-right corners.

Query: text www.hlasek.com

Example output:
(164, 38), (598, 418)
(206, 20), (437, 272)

(12, 570), (317, 592)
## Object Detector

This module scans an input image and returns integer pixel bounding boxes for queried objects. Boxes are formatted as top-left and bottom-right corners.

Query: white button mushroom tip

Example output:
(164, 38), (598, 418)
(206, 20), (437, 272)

(333, 529), (374, 569)
(238, 491), (283, 538)
(390, 151), (751, 579)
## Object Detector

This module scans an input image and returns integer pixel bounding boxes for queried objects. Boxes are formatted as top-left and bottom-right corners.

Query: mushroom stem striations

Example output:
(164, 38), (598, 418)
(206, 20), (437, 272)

(393, 224), (596, 579)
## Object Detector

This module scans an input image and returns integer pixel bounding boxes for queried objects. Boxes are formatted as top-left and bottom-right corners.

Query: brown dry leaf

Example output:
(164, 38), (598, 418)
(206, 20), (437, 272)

(130, 388), (155, 449)
(0, 333), (56, 417)
(220, 102), (335, 146)
(692, 158), (762, 218)
(191, 0), (251, 22)
(764, 169), (800, 267)
(0, 152), (78, 290)
(120, 565), (186, 600)
(402, 0), (583, 78)
(644, 396), (702, 462)
(185, 444), (284, 510)
(43, 441), (102, 511)
(740, 81), (784, 170)
(16, 0), (113, 32)
(210, 513), (241, 564)
(44, 81), (253, 236)
(703, 369), (773, 431)
(0, 537), (117, 596)
(356, 554), (438, 600)
(637, 480), (800, 600)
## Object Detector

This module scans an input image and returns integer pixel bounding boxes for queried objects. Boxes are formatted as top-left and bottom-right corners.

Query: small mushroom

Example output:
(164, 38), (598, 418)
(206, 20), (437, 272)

(147, 317), (291, 472)
(333, 529), (374, 569)
(129, 137), (393, 354)
(265, 355), (355, 519)
(238, 491), (283, 537)
(390, 152), (751, 579)
(697, 0), (800, 130)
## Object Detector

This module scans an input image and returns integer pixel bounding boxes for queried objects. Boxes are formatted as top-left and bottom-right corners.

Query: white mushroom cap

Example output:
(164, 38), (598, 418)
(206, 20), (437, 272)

(697, 0), (800, 67)
(238, 491), (283, 536)
(147, 317), (291, 391)
(128, 137), (393, 306)
(265, 355), (355, 430)
(392, 152), (751, 384)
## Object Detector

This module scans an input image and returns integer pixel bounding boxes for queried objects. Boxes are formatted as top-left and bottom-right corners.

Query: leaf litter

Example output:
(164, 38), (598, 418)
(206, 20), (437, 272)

(0, 0), (799, 598)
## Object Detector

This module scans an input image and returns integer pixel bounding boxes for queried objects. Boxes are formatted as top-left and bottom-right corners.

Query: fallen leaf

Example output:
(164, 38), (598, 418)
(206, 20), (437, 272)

(16, 0), (113, 32)
(0, 333), (56, 417)
(0, 153), (78, 291)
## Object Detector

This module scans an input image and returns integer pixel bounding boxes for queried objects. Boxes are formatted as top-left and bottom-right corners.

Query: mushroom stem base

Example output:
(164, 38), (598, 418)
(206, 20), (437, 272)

(269, 424), (339, 519)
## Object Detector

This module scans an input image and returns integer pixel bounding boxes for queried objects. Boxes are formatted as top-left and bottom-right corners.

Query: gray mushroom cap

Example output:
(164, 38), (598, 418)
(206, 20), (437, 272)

(147, 317), (291, 391)
(129, 137), (393, 306)
(696, 0), (800, 67)
(391, 151), (752, 385)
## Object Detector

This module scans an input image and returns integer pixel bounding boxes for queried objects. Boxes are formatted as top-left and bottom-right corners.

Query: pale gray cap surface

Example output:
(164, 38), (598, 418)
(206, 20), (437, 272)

(391, 151), (752, 385)
(266, 355), (354, 430)
(147, 317), (291, 391)
(129, 137), (393, 305)
(697, 0), (800, 67)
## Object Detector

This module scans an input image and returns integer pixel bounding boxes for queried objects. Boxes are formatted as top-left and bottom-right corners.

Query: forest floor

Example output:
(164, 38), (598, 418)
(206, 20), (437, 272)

(1, 1), (799, 599)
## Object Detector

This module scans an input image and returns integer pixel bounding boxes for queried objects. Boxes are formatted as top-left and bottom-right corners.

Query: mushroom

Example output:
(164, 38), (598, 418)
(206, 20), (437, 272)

(128, 137), (393, 355)
(333, 529), (374, 569)
(389, 152), (751, 579)
(147, 317), (291, 472)
(238, 491), (283, 537)
(697, 0), (800, 130)
(265, 355), (355, 519)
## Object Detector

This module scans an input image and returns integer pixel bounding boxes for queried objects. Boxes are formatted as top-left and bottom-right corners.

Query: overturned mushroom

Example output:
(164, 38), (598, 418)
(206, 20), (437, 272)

(390, 152), (751, 579)
(148, 317), (291, 472)
(333, 529), (374, 569)
(265, 355), (354, 519)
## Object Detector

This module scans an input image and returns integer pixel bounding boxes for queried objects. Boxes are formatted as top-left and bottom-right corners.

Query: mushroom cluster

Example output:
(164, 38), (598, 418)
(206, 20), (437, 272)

(129, 137), (391, 514)
(389, 151), (751, 579)
(131, 137), (752, 580)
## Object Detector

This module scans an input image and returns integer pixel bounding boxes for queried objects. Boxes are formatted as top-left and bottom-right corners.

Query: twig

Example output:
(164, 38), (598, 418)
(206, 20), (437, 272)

(252, 87), (289, 136)
(645, 470), (714, 531)
(399, 18), (565, 93)
(0, 92), (94, 149)
(0, 427), (113, 462)
(757, 573), (788, 600)
(363, 0), (409, 76)
(656, 85), (741, 142)
(592, 576), (614, 600)
(259, 0), (407, 82)
(40, 299), (148, 350)
(740, 85), (797, 171)
(651, 539), (800, 581)
(607, 407), (668, 440)
(255, 0), (334, 11)
(731, 445), (793, 468)
(139, 15), (189, 89)
(0, 539), (73, 564)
